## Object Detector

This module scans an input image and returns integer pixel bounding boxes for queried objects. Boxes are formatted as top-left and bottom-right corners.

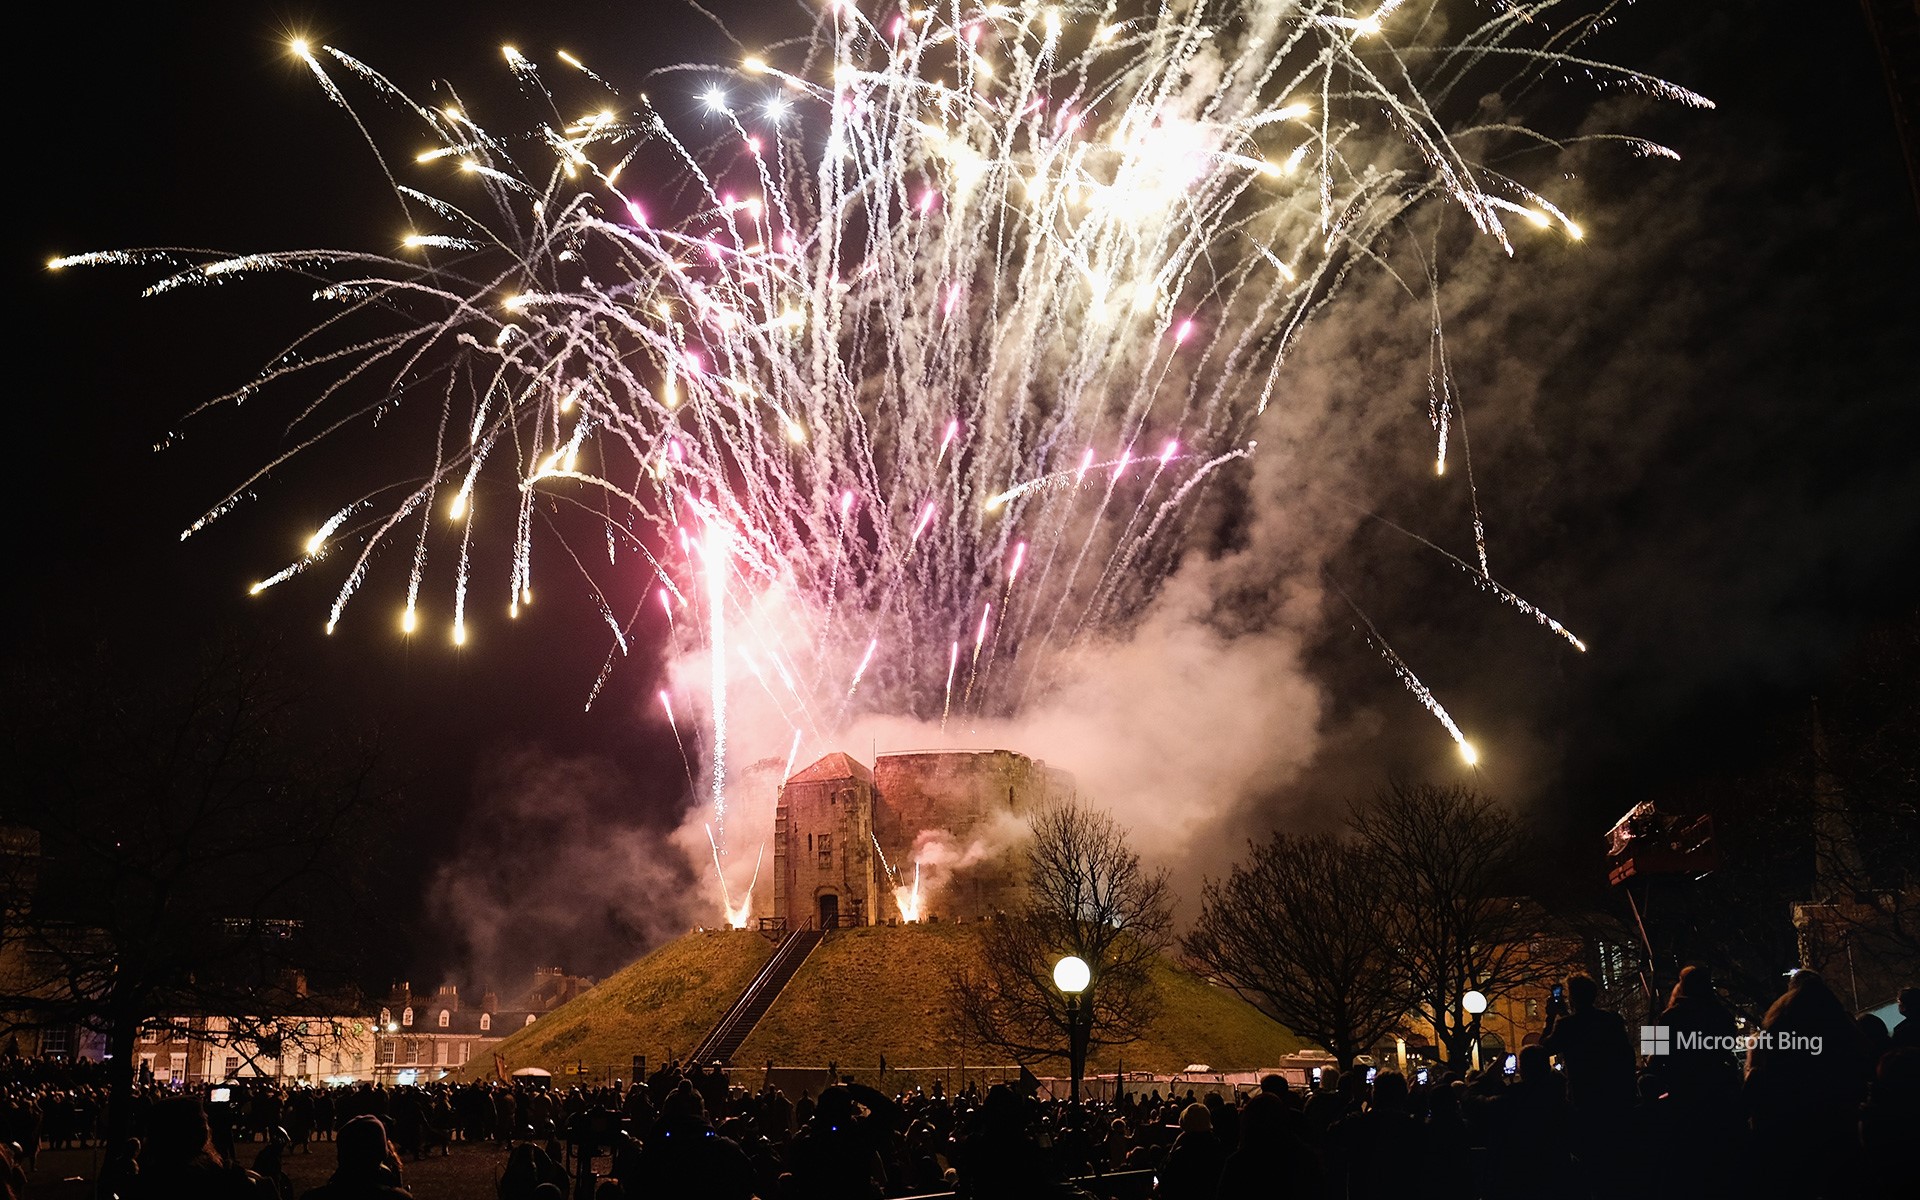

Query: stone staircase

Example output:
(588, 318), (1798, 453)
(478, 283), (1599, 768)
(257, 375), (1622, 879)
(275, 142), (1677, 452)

(687, 928), (823, 1065)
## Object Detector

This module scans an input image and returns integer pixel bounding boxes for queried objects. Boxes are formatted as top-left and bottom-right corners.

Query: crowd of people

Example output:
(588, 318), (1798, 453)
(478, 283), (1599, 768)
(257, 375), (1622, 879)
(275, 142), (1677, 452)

(0, 969), (1913, 1199)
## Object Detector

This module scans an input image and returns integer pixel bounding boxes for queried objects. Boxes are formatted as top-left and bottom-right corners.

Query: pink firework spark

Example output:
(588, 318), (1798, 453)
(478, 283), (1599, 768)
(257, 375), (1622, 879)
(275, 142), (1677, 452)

(850, 638), (878, 690)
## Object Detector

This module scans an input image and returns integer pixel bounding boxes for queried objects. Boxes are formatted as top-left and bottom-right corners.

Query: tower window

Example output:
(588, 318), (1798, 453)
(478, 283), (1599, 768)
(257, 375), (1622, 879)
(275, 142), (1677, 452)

(818, 833), (832, 865)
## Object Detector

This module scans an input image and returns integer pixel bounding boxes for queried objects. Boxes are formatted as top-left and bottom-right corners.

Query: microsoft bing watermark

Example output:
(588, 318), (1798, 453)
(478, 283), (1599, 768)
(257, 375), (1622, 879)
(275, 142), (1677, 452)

(1638, 1025), (1823, 1056)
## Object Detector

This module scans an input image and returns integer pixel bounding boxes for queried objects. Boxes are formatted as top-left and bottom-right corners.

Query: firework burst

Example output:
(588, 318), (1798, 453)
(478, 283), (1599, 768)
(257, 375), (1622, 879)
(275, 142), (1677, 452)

(56, 1), (1703, 919)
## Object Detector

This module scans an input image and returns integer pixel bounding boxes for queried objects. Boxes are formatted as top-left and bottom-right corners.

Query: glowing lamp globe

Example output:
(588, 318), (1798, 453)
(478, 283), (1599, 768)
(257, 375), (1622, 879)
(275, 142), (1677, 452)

(1462, 990), (1489, 1016)
(1053, 955), (1091, 995)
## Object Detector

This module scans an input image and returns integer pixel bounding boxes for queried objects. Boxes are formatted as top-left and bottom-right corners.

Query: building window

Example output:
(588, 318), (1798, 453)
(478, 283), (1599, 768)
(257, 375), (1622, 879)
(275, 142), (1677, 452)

(818, 833), (832, 866)
(379, 1041), (396, 1065)
(438, 1009), (450, 1028)
(480, 1014), (491, 1032)
(402, 1007), (413, 1027)
(379, 1008), (391, 1027)
(168, 1053), (186, 1083)
(224, 1055), (240, 1077)
(40, 1028), (70, 1058)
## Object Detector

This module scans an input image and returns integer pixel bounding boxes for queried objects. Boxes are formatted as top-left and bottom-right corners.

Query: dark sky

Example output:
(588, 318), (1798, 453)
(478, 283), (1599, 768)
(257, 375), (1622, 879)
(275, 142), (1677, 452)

(10, 2), (1918, 987)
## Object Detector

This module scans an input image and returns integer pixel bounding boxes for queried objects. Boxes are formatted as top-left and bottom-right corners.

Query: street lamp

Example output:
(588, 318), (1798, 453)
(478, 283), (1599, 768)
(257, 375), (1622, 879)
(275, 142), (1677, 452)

(1054, 955), (1092, 1106)
(1462, 990), (1488, 1072)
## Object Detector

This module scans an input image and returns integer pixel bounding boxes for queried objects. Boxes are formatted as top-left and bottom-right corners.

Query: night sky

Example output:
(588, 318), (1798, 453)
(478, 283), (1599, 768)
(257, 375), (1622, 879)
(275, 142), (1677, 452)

(10, 1), (1918, 988)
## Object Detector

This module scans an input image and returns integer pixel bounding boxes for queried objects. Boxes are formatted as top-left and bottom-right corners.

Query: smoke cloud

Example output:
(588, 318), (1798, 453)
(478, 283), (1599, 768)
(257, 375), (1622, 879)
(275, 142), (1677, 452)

(456, 7), (1920, 952)
(430, 747), (700, 985)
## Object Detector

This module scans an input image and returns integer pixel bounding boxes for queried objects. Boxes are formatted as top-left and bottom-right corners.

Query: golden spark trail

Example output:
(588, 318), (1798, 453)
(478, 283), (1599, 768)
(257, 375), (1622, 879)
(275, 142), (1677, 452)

(62, 1), (1700, 922)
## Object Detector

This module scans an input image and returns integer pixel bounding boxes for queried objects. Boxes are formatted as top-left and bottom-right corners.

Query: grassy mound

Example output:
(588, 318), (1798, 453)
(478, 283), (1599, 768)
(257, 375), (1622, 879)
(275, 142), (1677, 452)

(475, 929), (772, 1078)
(737, 922), (1303, 1073)
(474, 924), (1301, 1077)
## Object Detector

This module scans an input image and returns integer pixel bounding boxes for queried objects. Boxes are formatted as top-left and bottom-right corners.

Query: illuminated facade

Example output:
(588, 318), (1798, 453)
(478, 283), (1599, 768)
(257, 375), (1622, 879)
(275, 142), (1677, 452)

(767, 749), (1075, 929)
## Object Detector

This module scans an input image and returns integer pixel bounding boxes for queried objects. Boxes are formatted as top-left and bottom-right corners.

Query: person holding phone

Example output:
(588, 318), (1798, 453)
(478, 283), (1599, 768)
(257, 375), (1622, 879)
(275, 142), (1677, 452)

(1539, 976), (1634, 1109)
(1538, 974), (1636, 1189)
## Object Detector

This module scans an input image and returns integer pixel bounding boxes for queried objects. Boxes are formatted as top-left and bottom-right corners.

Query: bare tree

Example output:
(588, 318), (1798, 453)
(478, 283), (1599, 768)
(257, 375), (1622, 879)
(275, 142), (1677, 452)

(1351, 781), (1552, 1065)
(1646, 613), (1918, 1017)
(951, 801), (1174, 1069)
(1184, 832), (1409, 1070)
(1803, 615), (1920, 994)
(2, 638), (390, 1144)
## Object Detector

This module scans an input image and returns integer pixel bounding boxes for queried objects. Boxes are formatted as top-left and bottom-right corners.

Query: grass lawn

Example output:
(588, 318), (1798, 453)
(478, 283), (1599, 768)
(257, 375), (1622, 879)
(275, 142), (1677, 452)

(26, 1140), (525, 1200)
(477, 927), (773, 1077)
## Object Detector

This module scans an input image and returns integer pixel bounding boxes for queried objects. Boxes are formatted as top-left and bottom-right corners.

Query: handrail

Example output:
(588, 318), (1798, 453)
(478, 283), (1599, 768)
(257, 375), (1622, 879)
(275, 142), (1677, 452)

(689, 929), (822, 1064)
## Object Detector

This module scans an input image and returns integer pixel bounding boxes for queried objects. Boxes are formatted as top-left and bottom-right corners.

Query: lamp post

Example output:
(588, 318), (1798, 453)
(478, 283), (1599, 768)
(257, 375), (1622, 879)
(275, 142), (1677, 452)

(1462, 989), (1488, 1073)
(1054, 955), (1092, 1106)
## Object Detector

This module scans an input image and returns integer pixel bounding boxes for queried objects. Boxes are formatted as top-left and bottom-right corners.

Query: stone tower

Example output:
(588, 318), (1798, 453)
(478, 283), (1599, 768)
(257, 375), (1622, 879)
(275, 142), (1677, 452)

(769, 748), (1074, 929)
(771, 752), (878, 929)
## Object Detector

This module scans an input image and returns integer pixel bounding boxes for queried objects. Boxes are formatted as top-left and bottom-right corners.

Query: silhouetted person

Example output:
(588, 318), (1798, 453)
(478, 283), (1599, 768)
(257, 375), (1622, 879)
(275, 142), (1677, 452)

(254, 1139), (293, 1200)
(1486, 1045), (1574, 1200)
(1653, 964), (1740, 1105)
(1858, 1046), (1919, 1199)
(1215, 1090), (1322, 1199)
(1888, 986), (1920, 1052)
(1645, 966), (1743, 1198)
(1301, 1071), (1349, 1144)
(1539, 972), (1635, 1195)
(0, 1143), (27, 1200)
(299, 1116), (410, 1200)
(1539, 974), (1636, 1116)
(953, 1085), (1050, 1200)
(783, 1084), (884, 1199)
(1156, 1102), (1225, 1200)
(133, 1097), (268, 1199)
(1333, 1071), (1422, 1200)
(1744, 969), (1869, 1199)
(1856, 1013), (1893, 1076)
(499, 1142), (567, 1199)
(98, 1137), (141, 1200)
(637, 1081), (754, 1200)
(1422, 1082), (1474, 1200)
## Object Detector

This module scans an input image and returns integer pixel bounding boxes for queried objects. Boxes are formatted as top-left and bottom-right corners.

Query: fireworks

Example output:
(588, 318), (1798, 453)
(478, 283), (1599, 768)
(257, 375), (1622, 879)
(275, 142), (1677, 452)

(57, 1), (1702, 918)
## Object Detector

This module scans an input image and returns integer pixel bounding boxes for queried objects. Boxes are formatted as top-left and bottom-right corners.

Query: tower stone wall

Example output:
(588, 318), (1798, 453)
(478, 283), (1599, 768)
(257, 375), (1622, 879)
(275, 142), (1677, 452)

(771, 753), (877, 929)
(770, 748), (1074, 929)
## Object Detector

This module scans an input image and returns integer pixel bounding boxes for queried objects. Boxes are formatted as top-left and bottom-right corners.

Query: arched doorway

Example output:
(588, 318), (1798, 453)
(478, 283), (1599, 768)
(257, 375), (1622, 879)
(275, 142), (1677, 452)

(818, 893), (839, 929)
